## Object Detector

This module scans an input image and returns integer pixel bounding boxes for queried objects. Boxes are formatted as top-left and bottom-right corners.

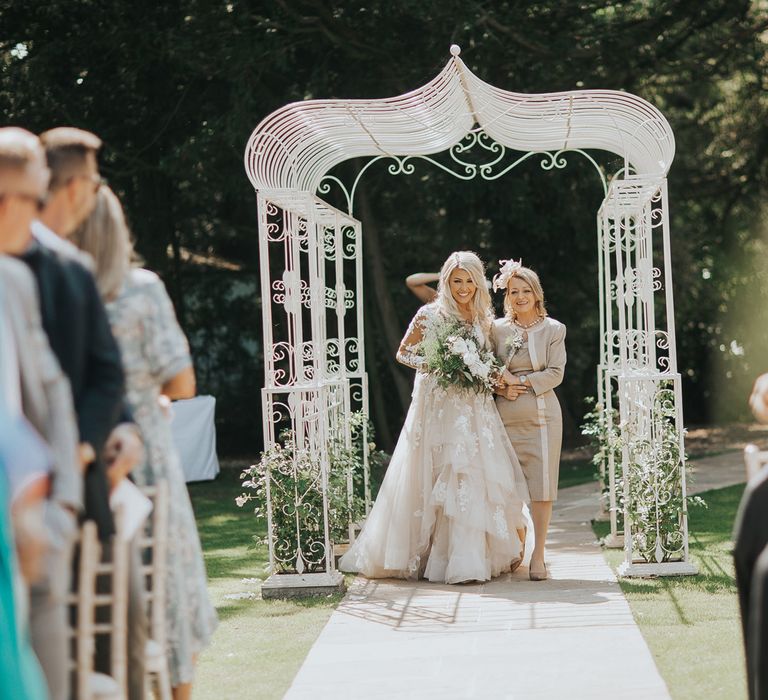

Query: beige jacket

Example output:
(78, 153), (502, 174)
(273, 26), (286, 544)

(0, 256), (81, 510)
(493, 316), (567, 397)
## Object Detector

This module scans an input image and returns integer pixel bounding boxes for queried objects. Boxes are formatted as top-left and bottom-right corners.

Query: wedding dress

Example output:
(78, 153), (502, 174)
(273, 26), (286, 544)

(339, 303), (529, 583)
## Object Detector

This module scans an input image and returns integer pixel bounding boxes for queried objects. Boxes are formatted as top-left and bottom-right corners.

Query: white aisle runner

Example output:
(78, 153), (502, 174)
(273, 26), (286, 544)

(285, 481), (671, 700)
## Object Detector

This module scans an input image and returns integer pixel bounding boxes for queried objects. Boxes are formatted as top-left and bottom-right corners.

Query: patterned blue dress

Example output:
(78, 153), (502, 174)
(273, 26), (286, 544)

(106, 268), (218, 686)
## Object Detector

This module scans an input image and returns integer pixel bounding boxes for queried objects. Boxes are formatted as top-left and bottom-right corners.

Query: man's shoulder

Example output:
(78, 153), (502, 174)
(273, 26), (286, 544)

(0, 256), (38, 301)
(31, 221), (95, 272)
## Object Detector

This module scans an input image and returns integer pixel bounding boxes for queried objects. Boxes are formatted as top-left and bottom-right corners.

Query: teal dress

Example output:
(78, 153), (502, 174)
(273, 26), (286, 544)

(0, 464), (48, 700)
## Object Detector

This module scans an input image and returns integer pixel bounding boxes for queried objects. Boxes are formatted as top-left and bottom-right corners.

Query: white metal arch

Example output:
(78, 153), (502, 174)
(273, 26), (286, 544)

(245, 45), (674, 192)
(248, 46), (695, 587)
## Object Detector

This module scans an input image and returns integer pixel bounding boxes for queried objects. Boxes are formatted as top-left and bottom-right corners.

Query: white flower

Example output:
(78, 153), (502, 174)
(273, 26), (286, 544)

(449, 336), (469, 355)
(469, 359), (489, 378)
(462, 351), (480, 367)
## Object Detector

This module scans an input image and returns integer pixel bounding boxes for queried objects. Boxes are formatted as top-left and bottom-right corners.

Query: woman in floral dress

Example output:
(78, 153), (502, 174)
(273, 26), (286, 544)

(72, 187), (217, 700)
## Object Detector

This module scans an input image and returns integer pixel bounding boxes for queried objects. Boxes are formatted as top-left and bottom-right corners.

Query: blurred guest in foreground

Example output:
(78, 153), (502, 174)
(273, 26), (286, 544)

(750, 373), (768, 424)
(733, 371), (768, 699)
(0, 126), (83, 700)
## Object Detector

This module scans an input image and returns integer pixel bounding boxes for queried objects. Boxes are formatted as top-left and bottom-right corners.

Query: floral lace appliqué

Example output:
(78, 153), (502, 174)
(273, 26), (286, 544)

(493, 506), (510, 540)
(457, 478), (470, 513)
(482, 426), (495, 449)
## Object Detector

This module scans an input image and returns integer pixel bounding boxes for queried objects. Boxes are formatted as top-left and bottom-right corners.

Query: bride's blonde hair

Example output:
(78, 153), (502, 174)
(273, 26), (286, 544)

(434, 251), (493, 332)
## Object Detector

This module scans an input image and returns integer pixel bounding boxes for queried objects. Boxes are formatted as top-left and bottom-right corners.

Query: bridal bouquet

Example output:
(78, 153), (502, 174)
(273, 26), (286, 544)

(421, 319), (503, 394)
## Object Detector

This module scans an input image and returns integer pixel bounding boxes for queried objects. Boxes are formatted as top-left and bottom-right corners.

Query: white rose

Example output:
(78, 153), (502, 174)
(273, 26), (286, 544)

(463, 351), (479, 367)
(471, 361), (490, 379)
(450, 337), (469, 355)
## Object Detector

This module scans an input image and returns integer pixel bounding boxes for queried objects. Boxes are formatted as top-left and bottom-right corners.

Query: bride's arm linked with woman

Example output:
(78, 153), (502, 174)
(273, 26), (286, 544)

(339, 251), (529, 584)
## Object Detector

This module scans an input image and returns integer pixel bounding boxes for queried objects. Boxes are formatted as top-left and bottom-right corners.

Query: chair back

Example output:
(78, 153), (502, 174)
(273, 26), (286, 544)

(139, 480), (169, 650)
(92, 506), (130, 697)
(68, 520), (101, 700)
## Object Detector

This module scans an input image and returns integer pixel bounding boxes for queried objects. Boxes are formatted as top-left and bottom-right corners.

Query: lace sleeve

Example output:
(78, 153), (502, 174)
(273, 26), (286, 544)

(396, 308), (430, 370)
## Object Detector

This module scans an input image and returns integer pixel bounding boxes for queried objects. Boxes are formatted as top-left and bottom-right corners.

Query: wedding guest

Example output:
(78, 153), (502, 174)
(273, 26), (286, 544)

(0, 127), (84, 699)
(405, 271), (439, 303)
(749, 373), (768, 424)
(0, 450), (48, 700)
(492, 260), (566, 581)
(734, 371), (768, 699)
(72, 186), (218, 700)
(33, 126), (150, 700)
(733, 468), (768, 700)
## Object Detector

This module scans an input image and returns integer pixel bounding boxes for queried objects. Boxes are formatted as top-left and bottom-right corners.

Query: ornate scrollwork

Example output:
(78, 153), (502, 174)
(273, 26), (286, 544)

(345, 337), (360, 372)
(263, 200), (287, 242)
(325, 338), (340, 376)
(322, 225), (336, 260)
(272, 271), (310, 314)
(317, 129), (608, 216)
(342, 225), (358, 260)
(652, 266), (663, 291)
(267, 343), (296, 388)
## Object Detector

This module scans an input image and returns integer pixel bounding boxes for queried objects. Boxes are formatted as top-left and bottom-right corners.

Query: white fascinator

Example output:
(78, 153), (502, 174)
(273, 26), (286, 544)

(492, 259), (523, 292)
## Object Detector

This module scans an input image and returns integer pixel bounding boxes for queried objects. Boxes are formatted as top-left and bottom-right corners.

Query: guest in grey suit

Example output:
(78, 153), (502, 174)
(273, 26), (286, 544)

(0, 127), (81, 700)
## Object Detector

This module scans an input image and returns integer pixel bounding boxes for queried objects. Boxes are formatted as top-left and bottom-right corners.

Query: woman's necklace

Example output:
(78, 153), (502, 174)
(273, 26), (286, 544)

(515, 315), (544, 330)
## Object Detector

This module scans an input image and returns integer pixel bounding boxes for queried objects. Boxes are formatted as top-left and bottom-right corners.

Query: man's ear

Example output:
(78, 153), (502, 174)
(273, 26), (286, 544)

(65, 178), (81, 205)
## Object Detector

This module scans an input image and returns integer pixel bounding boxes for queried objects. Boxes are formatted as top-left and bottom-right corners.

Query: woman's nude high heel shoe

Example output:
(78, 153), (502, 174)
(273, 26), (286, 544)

(529, 562), (548, 581)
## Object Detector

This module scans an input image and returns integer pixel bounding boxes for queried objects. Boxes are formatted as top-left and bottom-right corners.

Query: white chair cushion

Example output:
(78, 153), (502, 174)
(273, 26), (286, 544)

(90, 671), (122, 699)
(145, 638), (163, 659)
(145, 638), (168, 672)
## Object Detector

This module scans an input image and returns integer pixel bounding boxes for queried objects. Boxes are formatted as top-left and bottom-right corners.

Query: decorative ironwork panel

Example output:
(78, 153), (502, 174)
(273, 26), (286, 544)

(617, 374), (692, 568)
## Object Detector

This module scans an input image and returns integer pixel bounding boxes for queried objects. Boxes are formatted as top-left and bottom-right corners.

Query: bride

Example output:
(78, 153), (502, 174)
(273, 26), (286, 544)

(339, 251), (529, 584)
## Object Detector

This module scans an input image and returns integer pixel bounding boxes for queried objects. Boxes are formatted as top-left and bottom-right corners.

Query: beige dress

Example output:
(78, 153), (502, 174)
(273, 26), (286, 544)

(493, 317), (566, 501)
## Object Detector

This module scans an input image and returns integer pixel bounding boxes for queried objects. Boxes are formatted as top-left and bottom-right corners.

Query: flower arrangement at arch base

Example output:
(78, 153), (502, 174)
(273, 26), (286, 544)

(237, 412), (389, 574)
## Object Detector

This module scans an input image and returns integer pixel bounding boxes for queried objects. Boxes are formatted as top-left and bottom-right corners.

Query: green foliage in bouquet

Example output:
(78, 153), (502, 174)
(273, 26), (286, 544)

(421, 318), (502, 394)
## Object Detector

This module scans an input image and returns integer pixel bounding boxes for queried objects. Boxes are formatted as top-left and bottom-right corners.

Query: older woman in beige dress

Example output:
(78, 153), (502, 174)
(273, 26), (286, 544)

(492, 260), (566, 581)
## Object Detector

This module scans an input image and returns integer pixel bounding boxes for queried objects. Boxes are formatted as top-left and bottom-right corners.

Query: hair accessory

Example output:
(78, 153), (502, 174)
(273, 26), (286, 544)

(492, 258), (523, 292)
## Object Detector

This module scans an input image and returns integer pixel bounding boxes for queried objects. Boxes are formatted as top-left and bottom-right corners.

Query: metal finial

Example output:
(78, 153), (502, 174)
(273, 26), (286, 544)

(450, 44), (461, 57)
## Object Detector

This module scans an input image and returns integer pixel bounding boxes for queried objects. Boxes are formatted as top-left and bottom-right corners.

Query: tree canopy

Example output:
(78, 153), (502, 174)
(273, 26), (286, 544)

(3, 0), (768, 451)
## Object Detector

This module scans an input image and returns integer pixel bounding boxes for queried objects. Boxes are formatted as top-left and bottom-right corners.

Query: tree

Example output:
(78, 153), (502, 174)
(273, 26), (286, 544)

(3, 0), (767, 450)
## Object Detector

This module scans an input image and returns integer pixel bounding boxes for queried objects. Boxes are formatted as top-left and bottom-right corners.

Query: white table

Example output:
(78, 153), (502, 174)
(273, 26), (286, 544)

(170, 395), (220, 482)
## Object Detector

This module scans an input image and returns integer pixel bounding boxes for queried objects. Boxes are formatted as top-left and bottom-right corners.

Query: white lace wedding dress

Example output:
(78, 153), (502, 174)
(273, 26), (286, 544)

(339, 303), (529, 583)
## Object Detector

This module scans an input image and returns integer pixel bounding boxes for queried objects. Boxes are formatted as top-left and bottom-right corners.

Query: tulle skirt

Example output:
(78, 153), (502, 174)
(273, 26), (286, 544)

(339, 373), (529, 583)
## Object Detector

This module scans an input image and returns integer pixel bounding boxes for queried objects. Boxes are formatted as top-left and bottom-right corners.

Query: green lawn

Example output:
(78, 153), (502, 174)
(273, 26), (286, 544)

(188, 468), (343, 700)
(594, 484), (747, 700)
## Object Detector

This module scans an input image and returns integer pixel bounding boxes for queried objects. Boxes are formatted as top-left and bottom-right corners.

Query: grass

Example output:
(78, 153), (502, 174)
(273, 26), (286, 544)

(188, 468), (343, 700)
(594, 483), (747, 700)
(187, 457), (746, 699)
(558, 459), (597, 489)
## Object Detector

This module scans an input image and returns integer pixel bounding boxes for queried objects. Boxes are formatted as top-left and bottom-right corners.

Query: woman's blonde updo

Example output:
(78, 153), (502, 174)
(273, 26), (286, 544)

(503, 266), (548, 321)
